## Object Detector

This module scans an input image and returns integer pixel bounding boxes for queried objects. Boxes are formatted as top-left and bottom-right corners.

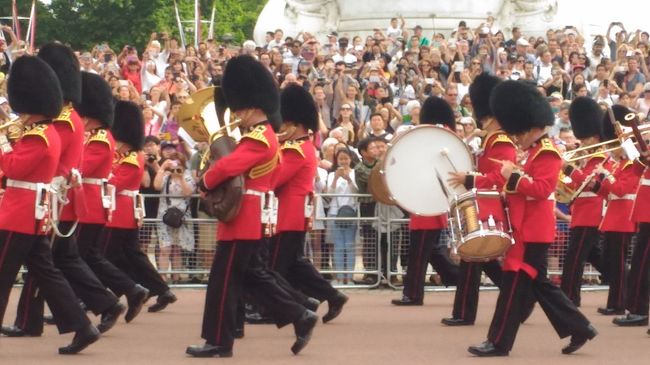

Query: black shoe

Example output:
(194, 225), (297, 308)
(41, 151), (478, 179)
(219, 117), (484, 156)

(323, 291), (348, 323)
(597, 307), (625, 315)
(58, 325), (101, 355)
(148, 290), (177, 313)
(562, 324), (598, 355)
(291, 310), (318, 355)
(44, 314), (55, 325)
(125, 285), (149, 323)
(647, 328), (650, 335)
(234, 327), (244, 339)
(0, 325), (41, 337)
(245, 311), (275, 325)
(391, 296), (423, 306)
(186, 343), (233, 358)
(441, 317), (474, 326)
(613, 313), (649, 326)
(304, 297), (320, 312)
(468, 341), (509, 357)
(97, 302), (126, 334)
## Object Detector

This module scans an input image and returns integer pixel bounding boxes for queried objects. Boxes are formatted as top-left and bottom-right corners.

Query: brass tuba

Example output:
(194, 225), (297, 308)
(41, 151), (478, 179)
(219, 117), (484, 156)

(178, 86), (244, 222)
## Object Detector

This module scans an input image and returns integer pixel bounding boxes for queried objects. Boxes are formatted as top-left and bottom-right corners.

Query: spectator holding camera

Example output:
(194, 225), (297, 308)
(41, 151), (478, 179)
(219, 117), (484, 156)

(624, 57), (646, 97)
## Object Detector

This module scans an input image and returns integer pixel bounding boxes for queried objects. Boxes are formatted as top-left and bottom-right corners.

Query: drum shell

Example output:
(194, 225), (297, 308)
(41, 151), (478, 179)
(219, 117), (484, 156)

(200, 135), (244, 222)
(368, 163), (395, 205)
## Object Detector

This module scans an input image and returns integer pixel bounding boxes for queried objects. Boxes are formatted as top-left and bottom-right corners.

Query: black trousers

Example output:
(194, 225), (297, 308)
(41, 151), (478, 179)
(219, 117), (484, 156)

(0, 230), (90, 334)
(560, 226), (604, 306)
(402, 229), (459, 301)
(602, 231), (631, 310)
(626, 223), (650, 316)
(269, 231), (338, 302)
(487, 243), (592, 352)
(201, 240), (305, 348)
(359, 202), (376, 273)
(101, 227), (169, 297)
(77, 223), (136, 297)
(14, 222), (118, 334)
(452, 259), (502, 322)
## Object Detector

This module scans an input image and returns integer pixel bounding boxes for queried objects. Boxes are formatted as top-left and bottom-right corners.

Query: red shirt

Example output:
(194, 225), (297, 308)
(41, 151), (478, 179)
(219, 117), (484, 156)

(567, 154), (611, 228)
(79, 129), (115, 225)
(631, 160), (650, 223)
(0, 123), (61, 235)
(53, 104), (86, 221)
(598, 159), (643, 232)
(203, 123), (279, 241)
(106, 152), (144, 229)
(273, 138), (316, 232)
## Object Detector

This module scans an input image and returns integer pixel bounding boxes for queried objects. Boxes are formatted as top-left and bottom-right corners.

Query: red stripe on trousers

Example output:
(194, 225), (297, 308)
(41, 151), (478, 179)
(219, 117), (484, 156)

(494, 272), (520, 343)
(20, 277), (34, 329)
(410, 232), (426, 299)
(631, 238), (650, 313)
(617, 234), (626, 308)
(102, 230), (113, 256)
(216, 243), (237, 344)
(271, 234), (282, 269)
(0, 232), (14, 271)
(460, 262), (474, 319)
(567, 229), (588, 301)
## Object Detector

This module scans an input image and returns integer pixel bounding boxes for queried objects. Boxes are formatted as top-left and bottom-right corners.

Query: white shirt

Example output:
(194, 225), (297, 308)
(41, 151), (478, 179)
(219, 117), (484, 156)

(326, 169), (358, 215)
(534, 62), (553, 85)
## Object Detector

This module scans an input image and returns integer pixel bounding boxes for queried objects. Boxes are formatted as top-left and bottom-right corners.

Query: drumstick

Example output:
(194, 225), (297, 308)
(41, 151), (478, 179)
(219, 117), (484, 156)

(440, 148), (458, 172)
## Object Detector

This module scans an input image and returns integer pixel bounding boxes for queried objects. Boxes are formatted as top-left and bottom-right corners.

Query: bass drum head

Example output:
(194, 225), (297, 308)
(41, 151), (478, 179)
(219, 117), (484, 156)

(383, 125), (473, 216)
(457, 234), (512, 262)
(368, 163), (395, 205)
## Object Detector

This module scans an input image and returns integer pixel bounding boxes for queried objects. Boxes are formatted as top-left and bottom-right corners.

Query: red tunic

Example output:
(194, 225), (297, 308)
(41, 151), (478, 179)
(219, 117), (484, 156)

(567, 154), (610, 228)
(53, 104), (86, 221)
(598, 159), (643, 232)
(106, 152), (144, 229)
(502, 137), (561, 278)
(273, 138), (316, 232)
(0, 123), (61, 235)
(79, 129), (115, 225)
(409, 215), (448, 230)
(203, 123), (279, 241)
(631, 160), (650, 223)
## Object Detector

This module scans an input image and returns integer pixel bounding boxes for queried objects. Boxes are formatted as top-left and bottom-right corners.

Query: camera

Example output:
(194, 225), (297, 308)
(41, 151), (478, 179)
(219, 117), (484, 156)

(396, 64), (404, 71)
(146, 154), (157, 163)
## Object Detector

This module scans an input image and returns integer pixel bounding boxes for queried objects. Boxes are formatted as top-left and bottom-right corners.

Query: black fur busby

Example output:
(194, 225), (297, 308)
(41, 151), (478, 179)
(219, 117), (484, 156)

(489, 80), (554, 135)
(38, 43), (82, 104)
(569, 97), (604, 139)
(8, 56), (63, 118)
(280, 84), (319, 132)
(113, 101), (144, 150)
(221, 55), (280, 130)
(73, 72), (114, 128)
(420, 96), (456, 130)
(601, 104), (632, 140)
(469, 72), (502, 128)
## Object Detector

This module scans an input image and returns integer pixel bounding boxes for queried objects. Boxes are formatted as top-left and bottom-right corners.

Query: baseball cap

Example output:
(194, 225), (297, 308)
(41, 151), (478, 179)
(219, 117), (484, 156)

(549, 92), (563, 101)
(516, 38), (530, 47)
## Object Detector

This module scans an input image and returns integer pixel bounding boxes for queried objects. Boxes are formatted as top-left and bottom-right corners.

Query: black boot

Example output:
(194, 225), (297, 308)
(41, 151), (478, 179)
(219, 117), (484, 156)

(597, 307), (625, 315)
(441, 317), (474, 326)
(613, 313), (649, 326)
(323, 292), (348, 323)
(468, 341), (509, 357)
(291, 310), (318, 355)
(0, 325), (41, 337)
(562, 325), (598, 354)
(58, 325), (101, 355)
(304, 297), (321, 312)
(390, 295), (423, 306)
(125, 284), (149, 323)
(44, 314), (55, 325)
(97, 302), (126, 333)
(186, 343), (233, 358)
(148, 290), (177, 313)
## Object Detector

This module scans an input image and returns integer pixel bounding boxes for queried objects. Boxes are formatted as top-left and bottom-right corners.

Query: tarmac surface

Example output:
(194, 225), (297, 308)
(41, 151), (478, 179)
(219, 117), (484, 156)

(1, 288), (648, 364)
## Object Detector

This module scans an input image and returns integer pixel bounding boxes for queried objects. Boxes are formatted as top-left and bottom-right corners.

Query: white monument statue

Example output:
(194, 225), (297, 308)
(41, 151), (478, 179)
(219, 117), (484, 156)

(253, 0), (648, 45)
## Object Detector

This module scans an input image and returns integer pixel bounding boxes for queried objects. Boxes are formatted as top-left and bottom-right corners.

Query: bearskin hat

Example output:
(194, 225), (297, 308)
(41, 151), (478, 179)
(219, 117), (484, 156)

(601, 104), (632, 141)
(469, 72), (502, 128)
(8, 56), (63, 118)
(280, 84), (319, 132)
(73, 72), (114, 128)
(489, 80), (554, 135)
(569, 97), (604, 139)
(221, 55), (280, 130)
(420, 96), (456, 130)
(38, 43), (82, 104)
(113, 101), (144, 150)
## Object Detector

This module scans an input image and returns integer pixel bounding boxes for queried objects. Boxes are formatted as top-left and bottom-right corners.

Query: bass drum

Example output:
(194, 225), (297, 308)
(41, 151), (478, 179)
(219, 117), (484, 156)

(382, 125), (473, 216)
(368, 163), (395, 205)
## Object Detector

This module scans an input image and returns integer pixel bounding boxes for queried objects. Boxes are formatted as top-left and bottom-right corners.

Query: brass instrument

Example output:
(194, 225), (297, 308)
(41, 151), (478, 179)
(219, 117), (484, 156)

(0, 115), (25, 141)
(556, 172), (575, 204)
(562, 123), (650, 163)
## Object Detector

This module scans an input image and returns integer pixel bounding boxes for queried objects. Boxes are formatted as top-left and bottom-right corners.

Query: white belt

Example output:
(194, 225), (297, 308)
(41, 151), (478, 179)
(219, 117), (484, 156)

(641, 178), (650, 186)
(577, 192), (599, 198)
(6, 179), (50, 191)
(609, 193), (636, 201)
(118, 190), (139, 197)
(82, 177), (106, 186)
(244, 189), (265, 197)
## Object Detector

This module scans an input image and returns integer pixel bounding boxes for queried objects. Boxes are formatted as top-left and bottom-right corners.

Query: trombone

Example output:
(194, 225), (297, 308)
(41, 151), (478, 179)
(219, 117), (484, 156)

(562, 122), (650, 163)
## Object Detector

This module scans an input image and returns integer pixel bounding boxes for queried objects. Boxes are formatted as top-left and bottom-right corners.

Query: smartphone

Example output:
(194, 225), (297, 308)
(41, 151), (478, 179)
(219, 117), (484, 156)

(103, 53), (112, 63)
(369, 75), (381, 83)
(626, 50), (635, 57)
(454, 61), (464, 72)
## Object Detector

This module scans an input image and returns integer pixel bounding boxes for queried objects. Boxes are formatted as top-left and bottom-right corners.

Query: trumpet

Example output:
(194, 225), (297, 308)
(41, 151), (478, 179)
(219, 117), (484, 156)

(562, 123), (650, 162)
(0, 117), (25, 141)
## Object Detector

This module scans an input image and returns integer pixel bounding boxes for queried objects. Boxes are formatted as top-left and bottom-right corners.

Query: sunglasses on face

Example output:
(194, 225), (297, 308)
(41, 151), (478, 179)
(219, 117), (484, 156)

(167, 168), (183, 174)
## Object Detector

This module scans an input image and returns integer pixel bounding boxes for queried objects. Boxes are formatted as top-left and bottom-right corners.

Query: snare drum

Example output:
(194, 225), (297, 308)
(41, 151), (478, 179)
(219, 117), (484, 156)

(448, 189), (513, 262)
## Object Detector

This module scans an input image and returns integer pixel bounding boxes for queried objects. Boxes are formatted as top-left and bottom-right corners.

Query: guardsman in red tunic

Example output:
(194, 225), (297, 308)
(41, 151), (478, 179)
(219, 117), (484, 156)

(560, 97), (613, 306)
(0, 56), (100, 355)
(443, 73), (515, 326)
(186, 56), (317, 358)
(3, 44), (122, 339)
(74, 73), (149, 325)
(269, 84), (349, 323)
(468, 80), (597, 357)
(101, 101), (176, 313)
(391, 96), (459, 306)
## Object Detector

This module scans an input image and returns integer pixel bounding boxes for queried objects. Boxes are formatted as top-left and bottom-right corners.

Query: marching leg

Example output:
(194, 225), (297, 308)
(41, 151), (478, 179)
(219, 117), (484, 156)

(614, 223), (650, 326)
(599, 232), (628, 314)
(444, 260), (481, 325)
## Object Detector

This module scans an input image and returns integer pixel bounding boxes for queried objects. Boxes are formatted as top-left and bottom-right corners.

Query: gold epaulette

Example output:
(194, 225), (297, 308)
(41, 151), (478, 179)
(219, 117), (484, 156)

(249, 152), (279, 179)
(22, 124), (49, 146)
(120, 152), (140, 167)
(88, 129), (110, 146)
(588, 152), (607, 163)
(53, 104), (75, 131)
(241, 125), (270, 147)
(532, 138), (560, 160)
(490, 133), (515, 148)
(281, 140), (305, 158)
(621, 159), (634, 170)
